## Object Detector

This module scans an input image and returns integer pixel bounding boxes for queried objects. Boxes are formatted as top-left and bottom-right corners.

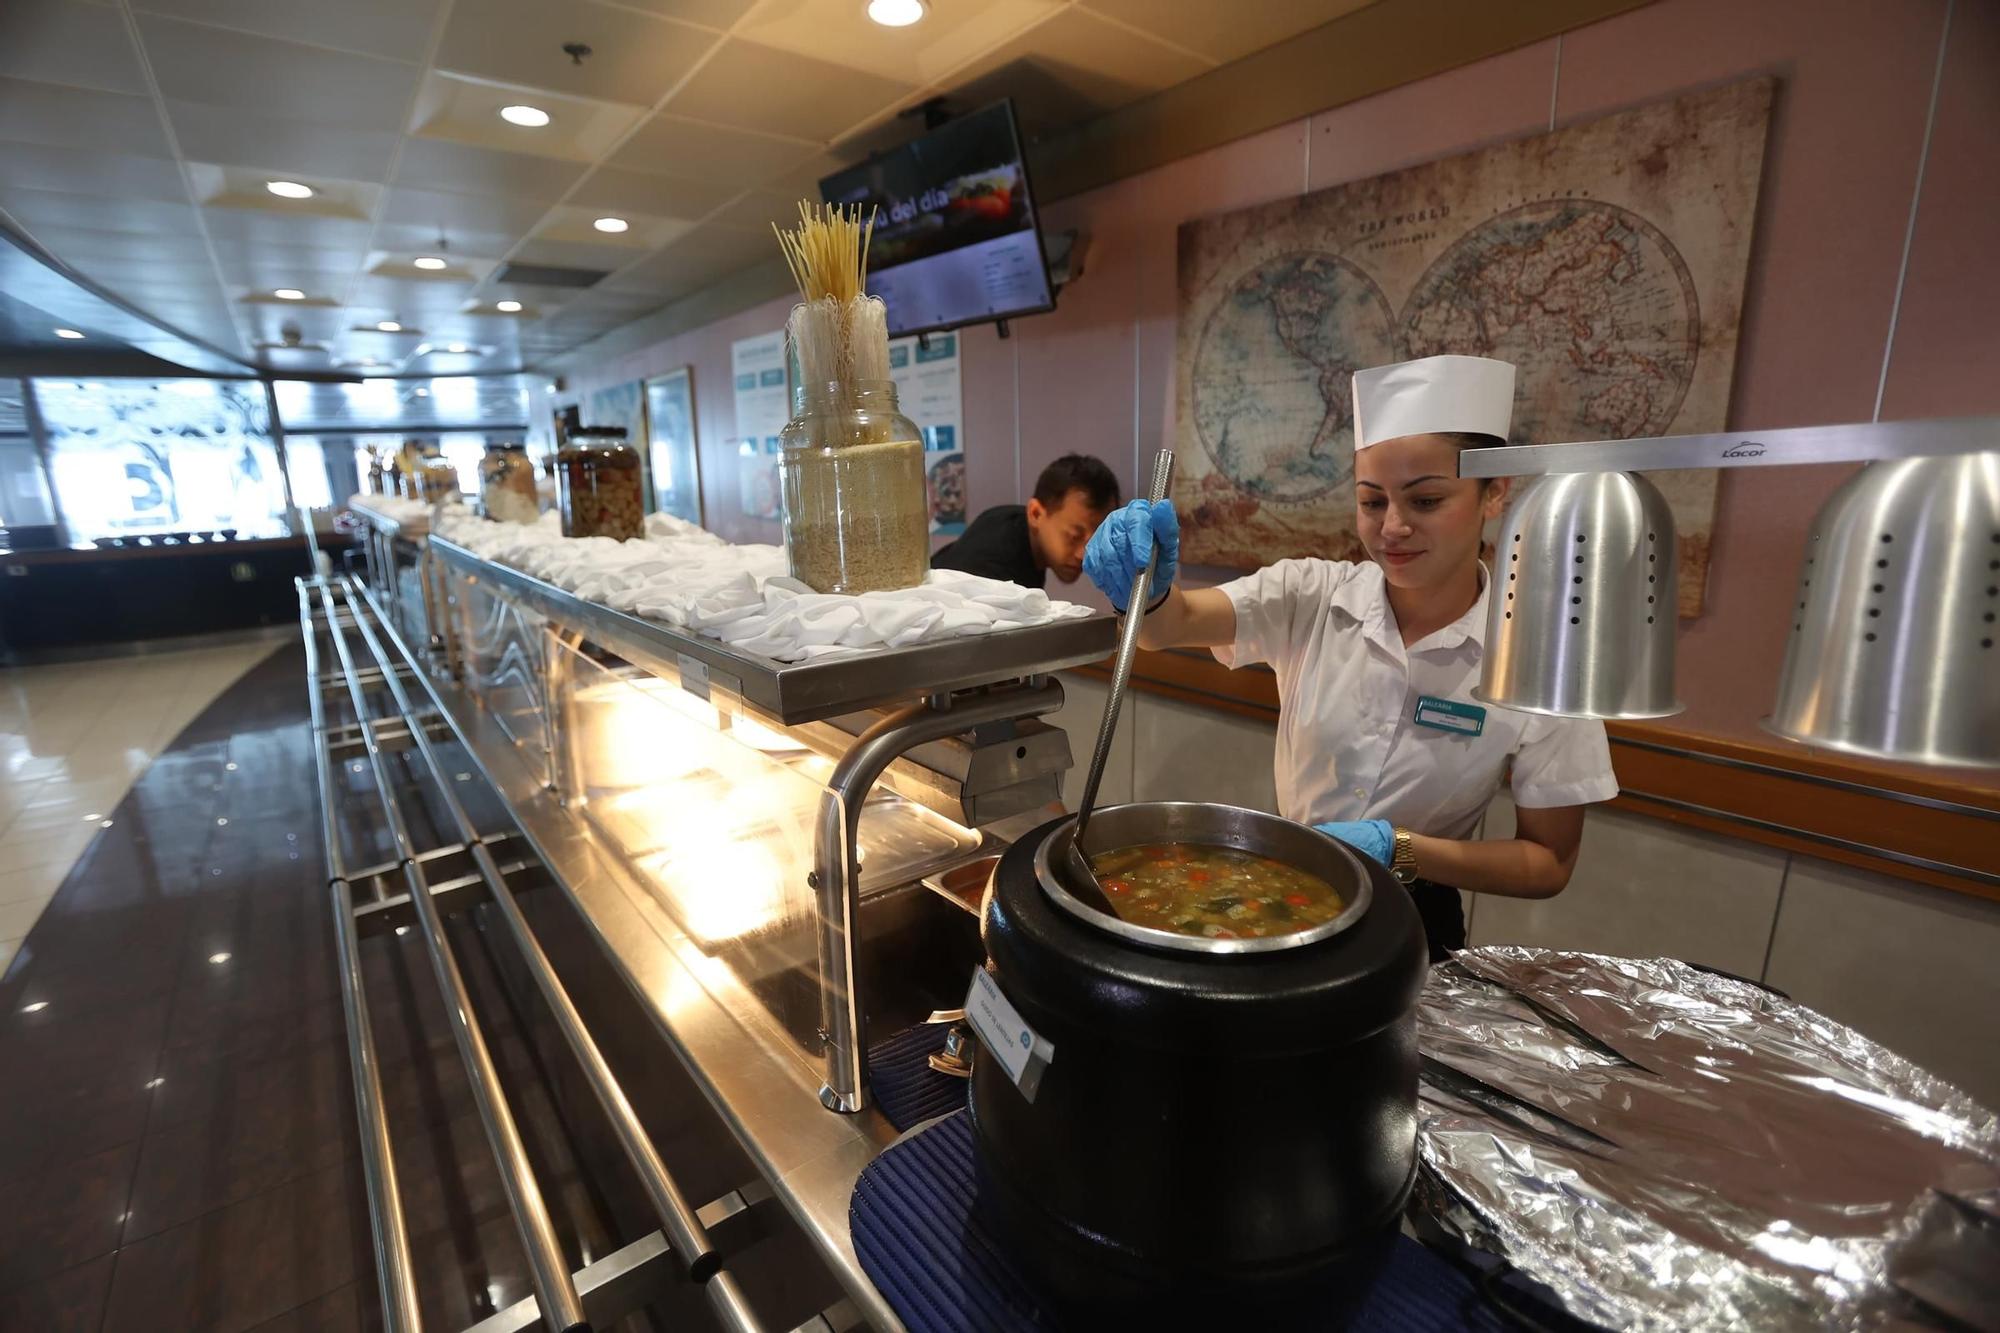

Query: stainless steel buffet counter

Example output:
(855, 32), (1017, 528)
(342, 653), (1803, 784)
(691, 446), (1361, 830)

(321, 521), (1117, 1331)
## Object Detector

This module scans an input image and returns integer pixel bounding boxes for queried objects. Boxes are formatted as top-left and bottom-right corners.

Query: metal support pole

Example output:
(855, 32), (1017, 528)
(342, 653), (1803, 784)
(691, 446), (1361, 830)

(300, 581), (421, 1333)
(813, 679), (1066, 1112)
(342, 577), (724, 1286)
(317, 581), (590, 1333)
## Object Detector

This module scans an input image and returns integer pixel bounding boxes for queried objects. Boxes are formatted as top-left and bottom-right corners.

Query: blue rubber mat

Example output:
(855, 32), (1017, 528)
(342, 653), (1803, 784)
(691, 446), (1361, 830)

(866, 1023), (970, 1133)
(849, 1110), (1515, 1333)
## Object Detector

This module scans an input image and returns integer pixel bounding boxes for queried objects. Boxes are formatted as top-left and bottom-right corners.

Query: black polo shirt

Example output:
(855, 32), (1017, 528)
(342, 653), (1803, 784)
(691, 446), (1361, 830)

(930, 504), (1042, 590)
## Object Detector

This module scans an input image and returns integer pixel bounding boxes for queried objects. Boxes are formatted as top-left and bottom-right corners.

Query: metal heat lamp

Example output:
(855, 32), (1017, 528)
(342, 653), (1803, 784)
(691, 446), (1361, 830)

(1459, 417), (2000, 768)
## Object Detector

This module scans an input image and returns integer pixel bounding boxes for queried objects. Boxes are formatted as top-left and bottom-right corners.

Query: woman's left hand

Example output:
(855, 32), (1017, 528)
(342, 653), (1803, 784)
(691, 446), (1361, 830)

(1314, 819), (1394, 865)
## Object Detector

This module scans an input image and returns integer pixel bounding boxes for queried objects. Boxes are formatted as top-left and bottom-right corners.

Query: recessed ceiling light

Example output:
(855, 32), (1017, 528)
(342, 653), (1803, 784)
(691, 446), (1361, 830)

(21, 1001), (48, 1013)
(593, 216), (629, 234)
(208, 951), (232, 965)
(266, 180), (314, 199)
(274, 288), (304, 300)
(413, 387), (430, 397)
(413, 256), (447, 271)
(496, 300), (522, 313)
(54, 328), (84, 339)
(446, 342), (468, 353)
(866, 0), (926, 26)
(376, 321), (402, 332)
(500, 104), (550, 128)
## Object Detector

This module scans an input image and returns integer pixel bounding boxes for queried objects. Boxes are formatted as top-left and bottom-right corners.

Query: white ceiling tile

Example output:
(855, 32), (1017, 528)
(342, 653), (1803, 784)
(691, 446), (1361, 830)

(0, 77), (170, 158)
(0, 0), (148, 96)
(944, 5), (1211, 138)
(200, 209), (376, 248)
(1079, 0), (1370, 65)
(129, 0), (446, 62)
(609, 113), (815, 187)
(23, 227), (214, 267)
(507, 238), (644, 273)
(407, 70), (645, 164)
(392, 139), (588, 202)
(433, 0), (716, 108)
(381, 187), (551, 237)
(164, 101), (399, 181)
(0, 187), (203, 236)
(565, 166), (739, 221)
(134, 13), (422, 132)
(605, 0), (755, 30)
(666, 38), (916, 141)
(0, 141), (189, 203)
(372, 222), (522, 260)
(734, 0), (1060, 85)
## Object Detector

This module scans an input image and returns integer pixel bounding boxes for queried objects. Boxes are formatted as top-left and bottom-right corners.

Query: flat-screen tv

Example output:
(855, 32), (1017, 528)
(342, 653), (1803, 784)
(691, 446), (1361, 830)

(819, 100), (1054, 338)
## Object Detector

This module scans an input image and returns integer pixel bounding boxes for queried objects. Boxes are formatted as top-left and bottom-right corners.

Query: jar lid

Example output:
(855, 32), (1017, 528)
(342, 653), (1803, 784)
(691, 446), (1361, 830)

(569, 425), (628, 440)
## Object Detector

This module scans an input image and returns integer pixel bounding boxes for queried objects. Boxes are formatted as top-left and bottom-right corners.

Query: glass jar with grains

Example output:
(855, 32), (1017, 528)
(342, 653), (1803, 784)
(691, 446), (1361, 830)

(557, 427), (644, 540)
(778, 379), (926, 594)
(410, 460), (460, 505)
(478, 442), (539, 524)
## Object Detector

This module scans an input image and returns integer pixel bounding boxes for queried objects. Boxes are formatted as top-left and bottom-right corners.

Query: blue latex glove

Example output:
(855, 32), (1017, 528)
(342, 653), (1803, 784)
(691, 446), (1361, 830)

(1315, 819), (1395, 866)
(1082, 499), (1180, 612)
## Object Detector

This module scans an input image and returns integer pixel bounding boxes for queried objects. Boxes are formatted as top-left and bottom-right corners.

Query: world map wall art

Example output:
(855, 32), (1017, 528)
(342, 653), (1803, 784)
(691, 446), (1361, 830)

(1173, 77), (1776, 616)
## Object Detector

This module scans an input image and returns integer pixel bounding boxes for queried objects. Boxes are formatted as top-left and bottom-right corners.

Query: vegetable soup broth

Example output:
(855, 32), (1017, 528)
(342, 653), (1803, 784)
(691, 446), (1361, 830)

(1087, 843), (1346, 939)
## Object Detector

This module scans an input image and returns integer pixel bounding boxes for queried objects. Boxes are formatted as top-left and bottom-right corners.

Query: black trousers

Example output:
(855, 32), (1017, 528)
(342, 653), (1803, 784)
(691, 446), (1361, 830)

(1406, 878), (1466, 963)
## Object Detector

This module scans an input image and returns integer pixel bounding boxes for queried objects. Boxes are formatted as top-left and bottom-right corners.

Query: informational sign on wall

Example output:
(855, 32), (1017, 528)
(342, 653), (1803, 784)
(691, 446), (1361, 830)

(731, 331), (789, 521)
(888, 332), (966, 536)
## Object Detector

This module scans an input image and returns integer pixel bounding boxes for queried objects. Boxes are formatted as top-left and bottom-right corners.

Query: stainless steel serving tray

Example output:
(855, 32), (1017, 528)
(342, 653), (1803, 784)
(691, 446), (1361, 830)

(429, 535), (1117, 725)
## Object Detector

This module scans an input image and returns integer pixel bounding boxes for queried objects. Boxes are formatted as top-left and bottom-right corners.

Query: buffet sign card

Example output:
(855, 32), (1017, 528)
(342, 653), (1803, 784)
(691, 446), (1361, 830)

(889, 332), (966, 537)
(965, 966), (1054, 1102)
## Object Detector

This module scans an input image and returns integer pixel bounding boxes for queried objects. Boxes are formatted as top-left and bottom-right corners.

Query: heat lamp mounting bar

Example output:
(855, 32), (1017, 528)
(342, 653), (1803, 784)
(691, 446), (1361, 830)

(1457, 415), (2000, 479)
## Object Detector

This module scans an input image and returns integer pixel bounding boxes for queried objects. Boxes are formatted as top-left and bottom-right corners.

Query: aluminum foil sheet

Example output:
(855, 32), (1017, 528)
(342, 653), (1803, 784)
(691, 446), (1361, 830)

(1412, 948), (2000, 1331)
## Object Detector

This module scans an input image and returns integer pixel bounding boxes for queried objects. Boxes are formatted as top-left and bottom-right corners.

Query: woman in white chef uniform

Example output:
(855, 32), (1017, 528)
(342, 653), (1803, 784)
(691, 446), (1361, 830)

(1084, 354), (1619, 961)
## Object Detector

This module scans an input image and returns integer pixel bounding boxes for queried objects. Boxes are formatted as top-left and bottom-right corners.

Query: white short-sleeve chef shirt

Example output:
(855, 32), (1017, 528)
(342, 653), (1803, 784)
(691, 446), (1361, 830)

(1214, 559), (1617, 839)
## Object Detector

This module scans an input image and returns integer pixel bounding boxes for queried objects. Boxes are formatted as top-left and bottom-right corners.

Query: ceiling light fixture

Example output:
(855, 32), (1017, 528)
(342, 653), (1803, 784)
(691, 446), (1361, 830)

(274, 288), (304, 300)
(496, 300), (522, 313)
(54, 328), (84, 339)
(413, 256), (447, 271)
(866, 0), (927, 26)
(376, 321), (402, 332)
(446, 342), (468, 353)
(500, 104), (551, 128)
(266, 180), (314, 199)
(208, 952), (232, 965)
(593, 216), (629, 234)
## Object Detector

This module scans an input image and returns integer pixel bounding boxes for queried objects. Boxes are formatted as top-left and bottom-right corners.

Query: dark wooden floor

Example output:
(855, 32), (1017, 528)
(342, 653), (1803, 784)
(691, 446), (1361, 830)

(0, 643), (626, 1333)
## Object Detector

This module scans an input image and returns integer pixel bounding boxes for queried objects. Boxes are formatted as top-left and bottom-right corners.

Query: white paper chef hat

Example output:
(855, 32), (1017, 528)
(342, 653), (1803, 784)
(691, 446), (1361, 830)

(1351, 354), (1516, 451)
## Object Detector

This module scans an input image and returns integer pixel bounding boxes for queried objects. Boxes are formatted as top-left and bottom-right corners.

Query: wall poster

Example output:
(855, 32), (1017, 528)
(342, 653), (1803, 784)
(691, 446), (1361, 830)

(731, 330), (788, 522)
(888, 332), (966, 535)
(1173, 76), (1776, 616)
(644, 367), (702, 525)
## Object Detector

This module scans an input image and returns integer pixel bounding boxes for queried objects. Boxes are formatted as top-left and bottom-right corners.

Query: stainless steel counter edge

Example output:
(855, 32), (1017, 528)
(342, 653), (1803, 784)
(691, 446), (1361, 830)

(410, 652), (911, 1332)
(426, 533), (1118, 725)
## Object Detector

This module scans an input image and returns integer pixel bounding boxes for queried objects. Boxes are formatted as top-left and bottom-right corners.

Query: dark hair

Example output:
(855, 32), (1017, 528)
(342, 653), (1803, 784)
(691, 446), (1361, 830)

(1033, 454), (1121, 512)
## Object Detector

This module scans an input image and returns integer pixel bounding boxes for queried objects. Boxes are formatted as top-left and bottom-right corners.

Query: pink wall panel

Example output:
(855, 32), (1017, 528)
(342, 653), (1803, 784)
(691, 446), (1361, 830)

(561, 0), (1989, 753)
(1879, 0), (2000, 421)
(1305, 39), (1557, 192)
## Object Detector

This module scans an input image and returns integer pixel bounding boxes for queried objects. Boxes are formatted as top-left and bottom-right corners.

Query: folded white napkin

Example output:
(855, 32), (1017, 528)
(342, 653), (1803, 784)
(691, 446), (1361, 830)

(434, 511), (1090, 662)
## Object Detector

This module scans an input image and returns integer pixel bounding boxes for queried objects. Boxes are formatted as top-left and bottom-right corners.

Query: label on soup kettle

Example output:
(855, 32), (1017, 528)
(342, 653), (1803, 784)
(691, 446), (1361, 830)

(965, 968), (1055, 1102)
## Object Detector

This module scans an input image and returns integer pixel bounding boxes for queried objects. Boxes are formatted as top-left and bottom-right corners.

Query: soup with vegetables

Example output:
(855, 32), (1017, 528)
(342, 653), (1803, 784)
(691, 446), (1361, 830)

(1086, 842), (1346, 939)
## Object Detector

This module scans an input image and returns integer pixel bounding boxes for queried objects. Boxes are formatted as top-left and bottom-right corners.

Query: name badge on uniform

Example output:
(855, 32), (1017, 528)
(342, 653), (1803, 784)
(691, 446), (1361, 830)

(1414, 695), (1485, 737)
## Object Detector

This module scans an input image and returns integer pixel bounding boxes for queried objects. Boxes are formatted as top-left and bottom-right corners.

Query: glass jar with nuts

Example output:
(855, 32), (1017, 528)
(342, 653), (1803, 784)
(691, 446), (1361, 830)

(557, 427), (645, 540)
(478, 442), (539, 524)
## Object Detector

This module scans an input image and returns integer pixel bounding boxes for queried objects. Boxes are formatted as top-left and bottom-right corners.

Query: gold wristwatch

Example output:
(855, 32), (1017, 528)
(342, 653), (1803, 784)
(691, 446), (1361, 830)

(1390, 827), (1419, 885)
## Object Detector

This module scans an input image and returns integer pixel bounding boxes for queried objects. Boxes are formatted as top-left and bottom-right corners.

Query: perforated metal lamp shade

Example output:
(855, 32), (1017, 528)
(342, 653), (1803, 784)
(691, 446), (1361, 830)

(1765, 451), (2000, 767)
(1476, 470), (1682, 719)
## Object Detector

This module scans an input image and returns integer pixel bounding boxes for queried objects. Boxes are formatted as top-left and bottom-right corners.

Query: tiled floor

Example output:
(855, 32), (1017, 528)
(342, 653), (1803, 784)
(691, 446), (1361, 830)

(0, 638), (285, 973)
(0, 635), (794, 1333)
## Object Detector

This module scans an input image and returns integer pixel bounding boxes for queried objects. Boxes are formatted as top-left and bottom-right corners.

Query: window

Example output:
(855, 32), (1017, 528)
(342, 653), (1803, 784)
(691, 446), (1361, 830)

(34, 379), (290, 541)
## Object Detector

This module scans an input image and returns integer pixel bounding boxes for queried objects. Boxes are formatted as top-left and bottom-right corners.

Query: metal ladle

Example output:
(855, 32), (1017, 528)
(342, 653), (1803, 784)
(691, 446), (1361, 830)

(1064, 448), (1176, 917)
